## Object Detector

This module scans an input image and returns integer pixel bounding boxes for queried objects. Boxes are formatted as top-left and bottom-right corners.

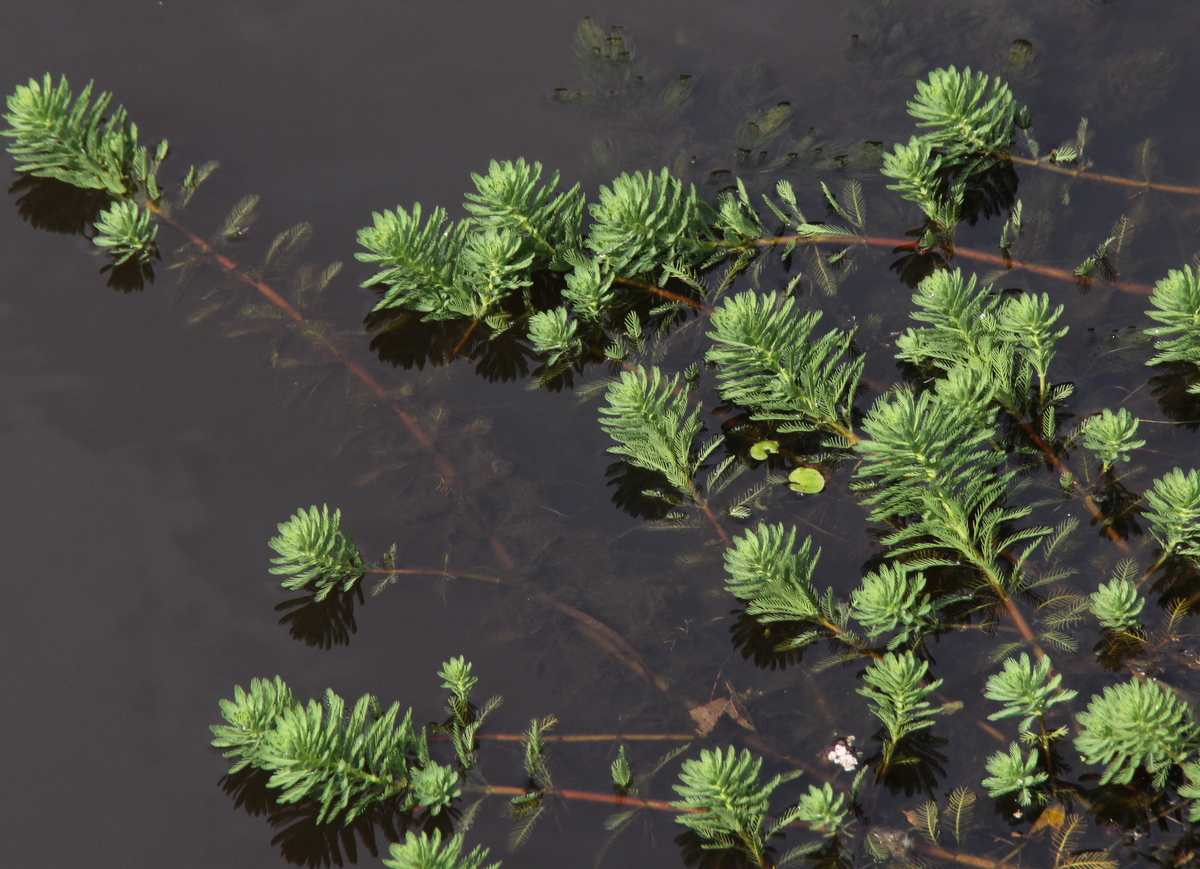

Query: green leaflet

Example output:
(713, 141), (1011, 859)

(598, 365), (703, 497)
(707, 290), (862, 442)
(1146, 265), (1200, 376)
(1075, 678), (1199, 787)
(982, 742), (1047, 805)
(211, 659), (491, 823)
(269, 505), (365, 601)
(587, 167), (716, 275)
(384, 831), (500, 869)
(670, 746), (779, 862)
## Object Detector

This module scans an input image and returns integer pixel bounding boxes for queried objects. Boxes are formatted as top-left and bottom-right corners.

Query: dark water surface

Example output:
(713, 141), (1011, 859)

(5, 1), (1200, 867)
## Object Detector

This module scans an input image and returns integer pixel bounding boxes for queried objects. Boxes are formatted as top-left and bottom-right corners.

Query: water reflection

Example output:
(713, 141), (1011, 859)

(8, 174), (155, 291)
(221, 767), (438, 868)
(274, 585), (362, 649)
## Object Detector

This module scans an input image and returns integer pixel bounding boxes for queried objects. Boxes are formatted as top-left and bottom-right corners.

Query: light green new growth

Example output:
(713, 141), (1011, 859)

(1074, 678), (1199, 787)
(598, 365), (703, 497)
(983, 654), (1077, 733)
(611, 745), (632, 791)
(1088, 565), (1145, 632)
(356, 203), (472, 316)
(854, 385), (1049, 582)
(93, 200), (159, 265)
(792, 782), (848, 835)
(1081, 408), (1144, 472)
(2, 74), (167, 265)
(670, 746), (784, 864)
(588, 167), (715, 274)
(858, 651), (943, 764)
(723, 523), (847, 650)
(210, 676), (296, 773)
(907, 66), (1027, 166)
(881, 137), (945, 221)
(3, 74), (149, 196)
(384, 831), (500, 869)
(212, 660), (487, 822)
(849, 563), (944, 649)
(1146, 266), (1200, 383)
(982, 742), (1047, 805)
(464, 157), (584, 268)
(268, 505), (365, 601)
(881, 67), (1028, 228)
(896, 269), (1066, 405)
(527, 307), (581, 364)
(706, 290), (863, 443)
(1144, 468), (1200, 560)
(1180, 762), (1200, 823)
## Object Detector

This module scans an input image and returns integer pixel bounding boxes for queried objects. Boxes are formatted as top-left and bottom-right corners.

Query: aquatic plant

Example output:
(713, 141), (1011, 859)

(15, 16), (1200, 867)
(1074, 678), (1199, 787)
(268, 505), (365, 600)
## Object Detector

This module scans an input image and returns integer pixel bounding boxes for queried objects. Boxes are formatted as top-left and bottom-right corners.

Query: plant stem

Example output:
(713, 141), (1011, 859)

(146, 206), (694, 694)
(465, 783), (685, 812)
(368, 565), (668, 691)
(472, 732), (695, 742)
(613, 275), (711, 313)
(1010, 153), (1200, 196)
(751, 233), (1152, 295)
(913, 841), (1026, 869)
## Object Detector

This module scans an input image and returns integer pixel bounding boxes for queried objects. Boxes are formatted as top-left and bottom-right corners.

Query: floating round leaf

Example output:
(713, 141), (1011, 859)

(749, 440), (779, 460)
(788, 467), (825, 493)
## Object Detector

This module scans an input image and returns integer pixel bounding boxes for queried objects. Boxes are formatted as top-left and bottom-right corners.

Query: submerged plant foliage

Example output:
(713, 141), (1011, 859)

(15, 15), (1200, 869)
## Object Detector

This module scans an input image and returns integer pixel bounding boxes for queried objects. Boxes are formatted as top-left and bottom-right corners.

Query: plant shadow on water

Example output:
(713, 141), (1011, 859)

(17, 3), (1200, 868)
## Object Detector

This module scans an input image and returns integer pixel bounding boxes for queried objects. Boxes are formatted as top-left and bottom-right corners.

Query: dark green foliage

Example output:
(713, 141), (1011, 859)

(706, 290), (863, 443)
(1074, 678), (1199, 786)
(268, 505), (365, 601)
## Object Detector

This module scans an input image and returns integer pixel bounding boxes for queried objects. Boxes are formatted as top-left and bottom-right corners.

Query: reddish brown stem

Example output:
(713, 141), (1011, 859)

(468, 732), (694, 742)
(613, 276), (711, 313)
(1011, 154), (1200, 196)
(757, 234), (1152, 295)
(368, 565), (668, 691)
(466, 783), (687, 812)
